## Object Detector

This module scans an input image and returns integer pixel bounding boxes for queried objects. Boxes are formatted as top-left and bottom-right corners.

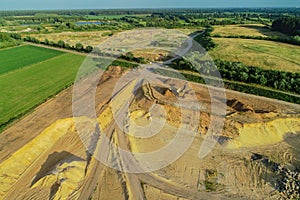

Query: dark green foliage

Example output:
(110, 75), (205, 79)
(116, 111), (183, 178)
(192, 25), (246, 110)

(170, 57), (300, 95)
(119, 52), (147, 64)
(0, 32), (21, 41)
(194, 27), (217, 51)
(111, 60), (138, 69)
(215, 59), (300, 95)
(23, 36), (40, 43)
(0, 32), (22, 48)
(56, 40), (65, 48)
(75, 43), (84, 51)
(24, 36), (94, 53)
(272, 17), (300, 36)
(85, 45), (93, 53)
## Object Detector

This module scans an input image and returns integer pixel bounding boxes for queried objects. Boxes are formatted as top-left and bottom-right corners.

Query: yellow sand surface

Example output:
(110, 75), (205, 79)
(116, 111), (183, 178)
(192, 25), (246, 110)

(227, 118), (300, 148)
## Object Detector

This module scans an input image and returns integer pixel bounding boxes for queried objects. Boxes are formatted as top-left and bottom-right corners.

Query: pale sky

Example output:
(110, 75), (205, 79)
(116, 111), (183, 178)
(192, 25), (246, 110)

(0, 0), (298, 10)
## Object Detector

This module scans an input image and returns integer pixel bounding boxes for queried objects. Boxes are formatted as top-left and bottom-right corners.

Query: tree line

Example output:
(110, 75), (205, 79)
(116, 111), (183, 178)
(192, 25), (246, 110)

(272, 17), (300, 36)
(169, 58), (300, 95)
(0, 8), (299, 18)
(23, 36), (148, 64)
(193, 27), (217, 51)
(152, 68), (300, 104)
(0, 32), (22, 48)
(23, 36), (94, 53)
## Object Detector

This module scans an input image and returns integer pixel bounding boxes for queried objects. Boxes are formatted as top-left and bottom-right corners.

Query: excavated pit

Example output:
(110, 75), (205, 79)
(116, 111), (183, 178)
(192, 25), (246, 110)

(0, 67), (299, 199)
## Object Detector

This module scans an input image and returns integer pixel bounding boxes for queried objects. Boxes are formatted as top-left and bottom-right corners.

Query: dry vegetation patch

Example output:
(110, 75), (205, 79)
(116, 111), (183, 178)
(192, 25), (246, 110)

(212, 24), (289, 39)
(28, 30), (117, 47)
(210, 38), (300, 72)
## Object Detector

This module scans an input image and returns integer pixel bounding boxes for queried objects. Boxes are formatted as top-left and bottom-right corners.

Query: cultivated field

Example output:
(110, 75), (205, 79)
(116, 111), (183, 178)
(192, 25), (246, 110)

(0, 46), (85, 130)
(212, 24), (290, 39)
(0, 45), (64, 74)
(209, 38), (300, 72)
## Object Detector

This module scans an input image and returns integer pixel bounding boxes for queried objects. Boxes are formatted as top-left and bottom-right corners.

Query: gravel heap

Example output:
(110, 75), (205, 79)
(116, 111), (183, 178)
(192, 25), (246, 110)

(251, 153), (300, 199)
(274, 164), (300, 199)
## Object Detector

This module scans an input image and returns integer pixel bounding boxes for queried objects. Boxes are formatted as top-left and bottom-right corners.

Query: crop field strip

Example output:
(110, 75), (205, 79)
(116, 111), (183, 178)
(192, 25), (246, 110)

(209, 38), (300, 72)
(212, 24), (290, 39)
(0, 50), (86, 131)
(0, 45), (65, 75)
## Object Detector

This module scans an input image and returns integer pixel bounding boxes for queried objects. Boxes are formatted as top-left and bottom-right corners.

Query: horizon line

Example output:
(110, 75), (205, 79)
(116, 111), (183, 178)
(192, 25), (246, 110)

(0, 6), (299, 12)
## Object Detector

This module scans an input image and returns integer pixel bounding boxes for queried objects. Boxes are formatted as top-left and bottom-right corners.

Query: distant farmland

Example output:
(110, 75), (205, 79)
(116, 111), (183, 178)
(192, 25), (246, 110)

(0, 46), (85, 131)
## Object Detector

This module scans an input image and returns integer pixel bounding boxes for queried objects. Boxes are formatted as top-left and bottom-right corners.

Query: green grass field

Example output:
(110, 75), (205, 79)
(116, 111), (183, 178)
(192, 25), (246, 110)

(209, 38), (300, 72)
(0, 51), (85, 130)
(0, 45), (65, 75)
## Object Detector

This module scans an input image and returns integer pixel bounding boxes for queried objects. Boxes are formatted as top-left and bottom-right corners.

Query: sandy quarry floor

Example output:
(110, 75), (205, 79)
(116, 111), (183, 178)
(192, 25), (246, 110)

(0, 66), (299, 200)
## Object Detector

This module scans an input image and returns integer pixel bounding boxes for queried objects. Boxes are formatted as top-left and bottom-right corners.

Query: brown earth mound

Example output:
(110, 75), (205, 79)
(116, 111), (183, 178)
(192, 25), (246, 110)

(227, 98), (254, 112)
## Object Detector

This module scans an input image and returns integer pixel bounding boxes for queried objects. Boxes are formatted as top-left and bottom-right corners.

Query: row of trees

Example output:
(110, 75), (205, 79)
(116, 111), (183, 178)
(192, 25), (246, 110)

(272, 17), (300, 36)
(193, 28), (217, 51)
(184, 72), (300, 104)
(170, 57), (300, 95)
(119, 52), (147, 64)
(24, 36), (147, 64)
(1, 8), (297, 21)
(23, 36), (94, 53)
(152, 67), (300, 104)
(0, 32), (21, 41)
(0, 32), (22, 48)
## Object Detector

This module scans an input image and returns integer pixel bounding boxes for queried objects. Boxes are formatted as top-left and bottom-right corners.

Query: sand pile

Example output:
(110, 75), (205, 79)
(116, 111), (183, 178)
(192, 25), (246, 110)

(227, 117), (300, 148)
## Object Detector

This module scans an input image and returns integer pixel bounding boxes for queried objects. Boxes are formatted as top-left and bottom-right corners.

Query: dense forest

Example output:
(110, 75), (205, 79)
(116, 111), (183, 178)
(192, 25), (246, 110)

(272, 17), (300, 36)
